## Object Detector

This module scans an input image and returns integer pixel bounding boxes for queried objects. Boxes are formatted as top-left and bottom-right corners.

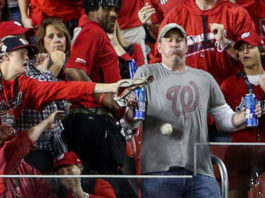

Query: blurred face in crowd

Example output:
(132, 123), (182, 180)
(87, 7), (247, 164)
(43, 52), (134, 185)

(95, 6), (118, 33)
(158, 29), (188, 67)
(43, 25), (66, 54)
(57, 165), (82, 190)
(2, 49), (28, 80)
(237, 42), (261, 69)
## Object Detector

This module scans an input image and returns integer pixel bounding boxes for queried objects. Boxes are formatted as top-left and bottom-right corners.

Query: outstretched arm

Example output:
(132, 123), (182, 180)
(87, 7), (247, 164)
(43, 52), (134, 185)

(27, 111), (66, 142)
(18, 0), (33, 28)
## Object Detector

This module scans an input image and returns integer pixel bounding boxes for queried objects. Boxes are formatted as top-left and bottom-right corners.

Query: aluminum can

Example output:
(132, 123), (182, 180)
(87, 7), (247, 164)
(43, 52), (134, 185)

(128, 60), (138, 79)
(133, 87), (146, 120)
(245, 93), (258, 127)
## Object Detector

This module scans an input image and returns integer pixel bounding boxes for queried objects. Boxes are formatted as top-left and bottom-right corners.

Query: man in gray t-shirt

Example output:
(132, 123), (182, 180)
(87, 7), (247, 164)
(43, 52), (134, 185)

(125, 23), (261, 198)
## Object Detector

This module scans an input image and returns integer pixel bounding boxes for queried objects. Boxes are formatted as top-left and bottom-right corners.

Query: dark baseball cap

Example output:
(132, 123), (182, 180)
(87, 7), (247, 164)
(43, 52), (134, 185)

(0, 21), (34, 39)
(234, 32), (265, 49)
(0, 36), (37, 55)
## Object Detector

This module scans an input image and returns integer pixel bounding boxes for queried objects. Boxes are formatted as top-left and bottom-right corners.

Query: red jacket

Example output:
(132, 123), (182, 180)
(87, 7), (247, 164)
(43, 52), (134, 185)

(221, 74), (265, 142)
(150, 0), (255, 84)
(0, 75), (95, 118)
(0, 132), (56, 198)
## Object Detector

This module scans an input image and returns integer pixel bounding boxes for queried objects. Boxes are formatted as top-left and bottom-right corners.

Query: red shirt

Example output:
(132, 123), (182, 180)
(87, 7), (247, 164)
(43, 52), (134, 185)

(117, 0), (143, 29)
(0, 75), (95, 118)
(65, 21), (121, 108)
(67, 179), (116, 198)
(150, 0), (255, 84)
(235, 0), (265, 38)
(145, 0), (185, 23)
(0, 131), (56, 198)
(221, 74), (265, 142)
(30, 0), (82, 26)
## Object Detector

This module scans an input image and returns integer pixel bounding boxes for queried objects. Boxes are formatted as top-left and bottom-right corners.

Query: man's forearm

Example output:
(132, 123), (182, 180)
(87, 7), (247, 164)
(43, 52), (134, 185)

(18, 0), (29, 19)
(27, 118), (51, 142)
(232, 111), (246, 129)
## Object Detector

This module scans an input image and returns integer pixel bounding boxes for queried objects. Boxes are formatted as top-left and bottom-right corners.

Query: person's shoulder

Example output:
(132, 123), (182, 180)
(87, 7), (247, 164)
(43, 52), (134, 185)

(220, 0), (249, 12)
(139, 63), (161, 72)
(187, 66), (212, 77)
(80, 21), (106, 36)
(220, 74), (240, 88)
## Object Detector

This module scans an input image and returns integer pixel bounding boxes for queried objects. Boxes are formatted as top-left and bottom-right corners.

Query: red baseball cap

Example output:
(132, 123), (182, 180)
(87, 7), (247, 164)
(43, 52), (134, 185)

(0, 21), (34, 39)
(234, 32), (265, 49)
(54, 152), (83, 169)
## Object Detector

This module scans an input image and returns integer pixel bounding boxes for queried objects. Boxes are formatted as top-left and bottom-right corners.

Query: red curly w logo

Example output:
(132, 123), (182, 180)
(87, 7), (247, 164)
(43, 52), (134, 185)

(166, 81), (199, 116)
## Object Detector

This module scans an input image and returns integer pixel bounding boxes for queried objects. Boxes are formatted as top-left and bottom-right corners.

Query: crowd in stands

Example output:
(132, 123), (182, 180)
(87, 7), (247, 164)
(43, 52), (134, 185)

(0, 0), (265, 198)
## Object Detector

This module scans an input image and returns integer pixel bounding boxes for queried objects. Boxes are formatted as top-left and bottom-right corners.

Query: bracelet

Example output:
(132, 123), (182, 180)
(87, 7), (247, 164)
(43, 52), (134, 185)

(223, 40), (234, 50)
(98, 93), (105, 104)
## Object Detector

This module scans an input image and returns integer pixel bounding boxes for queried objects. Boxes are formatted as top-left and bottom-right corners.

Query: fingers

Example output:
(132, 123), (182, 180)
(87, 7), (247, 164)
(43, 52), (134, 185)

(259, 73), (265, 92)
(34, 53), (50, 65)
(255, 102), (262, 118)
(138, 3), (156, 24)
(127, 93), (137, 110)
(54, 110), (67, 120)
(209, 23), (227, 44)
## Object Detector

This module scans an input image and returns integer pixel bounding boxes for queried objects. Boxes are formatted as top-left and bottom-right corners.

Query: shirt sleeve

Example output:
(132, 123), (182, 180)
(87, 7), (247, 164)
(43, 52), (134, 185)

(65, 27), (104, 75)
(21, 76), (96, 110)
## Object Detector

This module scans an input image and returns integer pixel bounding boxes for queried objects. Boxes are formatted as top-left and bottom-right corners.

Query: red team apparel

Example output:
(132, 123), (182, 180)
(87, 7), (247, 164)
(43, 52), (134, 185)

(29, 0), (82, 26)
(117, 0), (143, 29)
(150, 0), (255, 84)
(0, 75), (95, 118)
(65, 21), (121, 108)
(67, 179), (116, 198)
(145, 0), (185, 23)
(235, 0), (265, 38)
(120, 43), (145, 66)
(221, 75), (265, 142)
(0, 132), (56, 198)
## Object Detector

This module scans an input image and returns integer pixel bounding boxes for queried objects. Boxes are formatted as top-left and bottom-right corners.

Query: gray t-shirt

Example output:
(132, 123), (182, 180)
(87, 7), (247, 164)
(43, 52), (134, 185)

(134, 63), (226, 177)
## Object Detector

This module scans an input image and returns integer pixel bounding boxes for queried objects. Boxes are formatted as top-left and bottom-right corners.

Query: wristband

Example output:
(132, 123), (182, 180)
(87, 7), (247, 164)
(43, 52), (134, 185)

(223, 40), (234, 50)
(98, 93), (105, 104)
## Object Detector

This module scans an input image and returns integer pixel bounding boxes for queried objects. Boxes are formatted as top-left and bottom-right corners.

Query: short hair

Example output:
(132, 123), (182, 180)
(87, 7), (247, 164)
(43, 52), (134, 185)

(82, 0), (122, 14)
(36, 18), (71, 56)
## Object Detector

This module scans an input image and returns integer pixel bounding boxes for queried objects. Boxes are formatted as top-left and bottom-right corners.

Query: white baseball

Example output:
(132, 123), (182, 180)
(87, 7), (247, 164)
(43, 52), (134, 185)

(160, 123), (173, 135)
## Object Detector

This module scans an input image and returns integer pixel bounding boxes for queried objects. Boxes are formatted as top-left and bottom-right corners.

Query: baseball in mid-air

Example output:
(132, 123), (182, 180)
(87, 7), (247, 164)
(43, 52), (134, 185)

(160, 123), (173, 135)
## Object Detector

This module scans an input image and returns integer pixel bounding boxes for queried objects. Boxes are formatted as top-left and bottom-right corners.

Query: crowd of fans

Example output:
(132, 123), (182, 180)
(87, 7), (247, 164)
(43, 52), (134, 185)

(0, 0), (265, 198)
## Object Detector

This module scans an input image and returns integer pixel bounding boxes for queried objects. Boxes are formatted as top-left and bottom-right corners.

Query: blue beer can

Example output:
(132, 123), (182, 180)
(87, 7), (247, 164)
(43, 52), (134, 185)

(133, 87), (146, 120)
(245, 93), (258, 127)
(128, 60), (138, 79)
